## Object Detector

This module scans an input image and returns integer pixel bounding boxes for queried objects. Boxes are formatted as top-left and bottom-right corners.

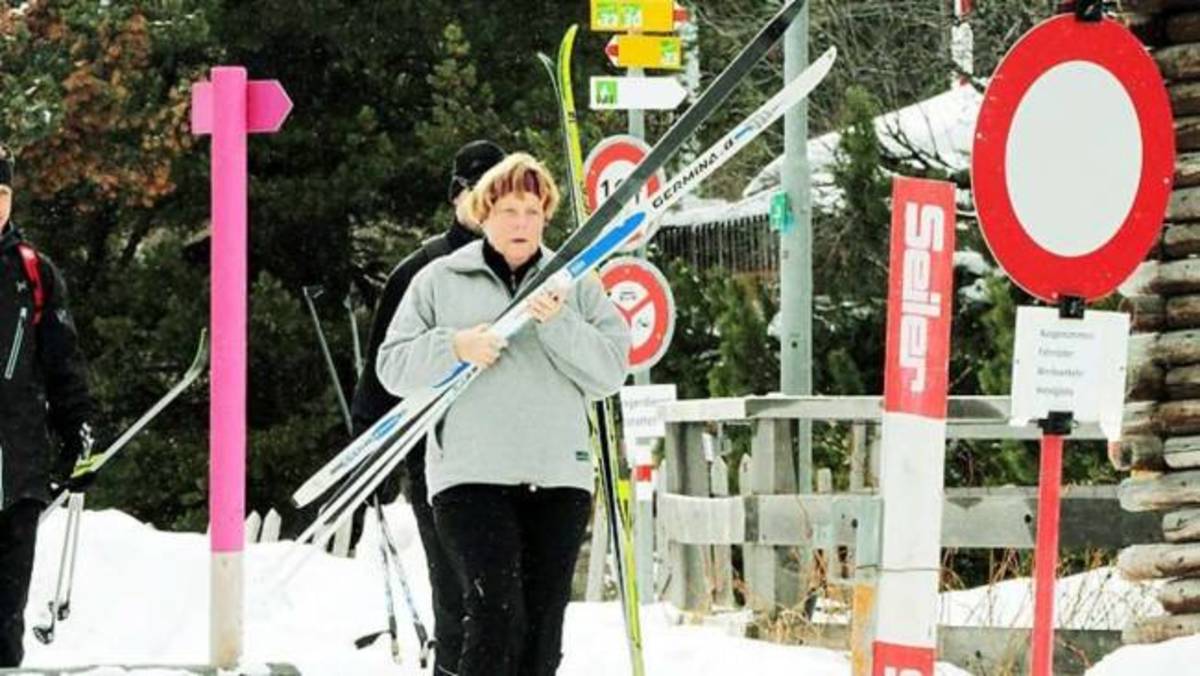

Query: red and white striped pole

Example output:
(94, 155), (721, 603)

(871, 177), (957, 676)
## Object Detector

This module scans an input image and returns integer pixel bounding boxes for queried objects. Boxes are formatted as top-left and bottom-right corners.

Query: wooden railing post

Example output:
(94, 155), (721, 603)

(664, 421), (710, 612)
(744, 419), (801, 613)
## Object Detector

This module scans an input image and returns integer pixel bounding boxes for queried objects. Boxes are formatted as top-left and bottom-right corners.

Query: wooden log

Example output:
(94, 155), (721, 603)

(1120, 261), (1159, 297)
(1168, 295), (1200, 330)
(1159, 578), (1200, 613)
(1175, 153), (1200, 190)
(1169, 186), (1200, 222)
(1123, 613), (1200, 645)
(1124, 401), (1161, 436)
(1164, 222), (1200, 259)
(1157, 43), (1200, 82)
(1180, 116), (1200, 152)
(1158, 399), (1200, 435)
(1124, 0), (1200, 13)
(1119, 468), (1200, 512)
(1128, 11), (1166, 47)
(1118, 543), (1200, 580)
(1168, 364), (1200, 400)
(1165, 435), (1200, 470)
(1115, 435), (1166, 471)
(1121, 295), (1166, 332)
(1168, 12), (1200, 46)
(1129, 333), (1165, 400)
(1157, 329), (1200, 366)
(1149, 259), (1200, 296)
(1164, 507), (1200, 543)
(1130, 360), (1166, 401)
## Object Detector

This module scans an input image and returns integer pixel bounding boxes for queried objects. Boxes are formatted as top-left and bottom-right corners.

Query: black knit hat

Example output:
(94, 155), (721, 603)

(447, 140), (505, 203)
(0, 144), (12, 189)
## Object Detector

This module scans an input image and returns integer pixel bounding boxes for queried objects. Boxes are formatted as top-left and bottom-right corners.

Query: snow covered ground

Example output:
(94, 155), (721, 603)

(11, 502), (1192, 674)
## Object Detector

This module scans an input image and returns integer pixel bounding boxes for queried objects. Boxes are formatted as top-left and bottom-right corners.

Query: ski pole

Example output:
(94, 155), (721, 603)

(302, 285), (353, 433)
(34, 491), (85, 644)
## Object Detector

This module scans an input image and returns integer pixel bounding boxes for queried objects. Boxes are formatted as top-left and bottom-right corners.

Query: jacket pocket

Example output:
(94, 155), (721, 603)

(4, 307), (27, 380)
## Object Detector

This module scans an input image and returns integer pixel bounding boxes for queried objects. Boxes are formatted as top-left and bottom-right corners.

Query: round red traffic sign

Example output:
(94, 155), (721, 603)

(599, 257), (675, 372)
(584, 135), (666, 252)
(971, 15), (1174, 303)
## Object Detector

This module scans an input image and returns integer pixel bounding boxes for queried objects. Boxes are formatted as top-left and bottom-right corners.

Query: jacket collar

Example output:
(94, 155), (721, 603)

(0, 223), (23, 253)
(443, 239), (554, 276)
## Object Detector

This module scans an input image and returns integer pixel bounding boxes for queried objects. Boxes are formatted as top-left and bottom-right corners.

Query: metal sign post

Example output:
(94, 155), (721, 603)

(972, 11), (1173, 675)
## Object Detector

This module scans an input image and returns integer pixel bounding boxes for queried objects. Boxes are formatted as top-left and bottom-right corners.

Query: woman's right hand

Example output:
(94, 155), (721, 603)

(452, 324), (506, 368)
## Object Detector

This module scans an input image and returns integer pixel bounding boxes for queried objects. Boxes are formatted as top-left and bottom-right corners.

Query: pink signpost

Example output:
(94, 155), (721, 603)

(191, 67), (291, 668)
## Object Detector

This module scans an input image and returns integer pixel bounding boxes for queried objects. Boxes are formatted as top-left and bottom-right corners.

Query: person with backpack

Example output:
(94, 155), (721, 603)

(0, 144), (97, 667)
(350, 139), (505, 675)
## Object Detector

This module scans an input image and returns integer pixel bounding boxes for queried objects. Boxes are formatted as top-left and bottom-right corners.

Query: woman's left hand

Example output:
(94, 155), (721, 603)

(527, 288), (568, 323)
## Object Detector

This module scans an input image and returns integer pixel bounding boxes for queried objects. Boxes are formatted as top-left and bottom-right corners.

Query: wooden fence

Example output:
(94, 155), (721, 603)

(657, 395), (1162, 674)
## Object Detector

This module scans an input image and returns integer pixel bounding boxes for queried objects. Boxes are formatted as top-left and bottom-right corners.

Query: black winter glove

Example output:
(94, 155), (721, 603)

(52, 423), (98, 493)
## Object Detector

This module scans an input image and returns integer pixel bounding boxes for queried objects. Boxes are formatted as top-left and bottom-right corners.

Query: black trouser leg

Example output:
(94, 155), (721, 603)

(0, 499), (41, 667)
(406, 450), (464, 676)
(434, 485), (526, 676)
(516, 488), (592, 676)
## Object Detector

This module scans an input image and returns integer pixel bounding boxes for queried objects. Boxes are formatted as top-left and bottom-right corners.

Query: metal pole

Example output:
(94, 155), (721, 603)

(627, 61), (655, 606)
(781, 1), (812, 482)
(780, 0), (816, 624)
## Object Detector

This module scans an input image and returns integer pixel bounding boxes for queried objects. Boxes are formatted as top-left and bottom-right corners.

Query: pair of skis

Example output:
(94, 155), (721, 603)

(538, 26), (646, 676)
(301, 288), (432, 666)
(33, 330), (209, 644)
(282, 0), (833, 588)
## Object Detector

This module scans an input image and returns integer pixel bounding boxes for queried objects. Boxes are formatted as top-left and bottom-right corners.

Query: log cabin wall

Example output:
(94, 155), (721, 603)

(1116, 0), (1200, 645)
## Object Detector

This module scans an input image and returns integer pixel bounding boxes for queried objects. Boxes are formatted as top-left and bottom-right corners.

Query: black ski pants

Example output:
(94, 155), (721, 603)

(0, 499), (40, 667)
(433, 484), (591, 676)
(406, 450), (466, 676)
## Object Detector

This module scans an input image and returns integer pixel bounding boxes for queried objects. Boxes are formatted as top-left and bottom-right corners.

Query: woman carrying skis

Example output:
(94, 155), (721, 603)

(376, 152), (629, 676)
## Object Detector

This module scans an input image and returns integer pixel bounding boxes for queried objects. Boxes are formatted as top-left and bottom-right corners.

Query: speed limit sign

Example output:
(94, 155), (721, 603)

(584, 135), (666, 252)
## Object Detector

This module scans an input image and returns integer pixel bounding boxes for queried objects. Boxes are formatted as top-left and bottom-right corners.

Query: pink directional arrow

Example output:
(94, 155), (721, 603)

(190, 66), (291, 667)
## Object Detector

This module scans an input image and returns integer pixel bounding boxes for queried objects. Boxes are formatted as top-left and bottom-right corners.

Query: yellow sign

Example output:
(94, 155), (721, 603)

(591, 0), (675, 33)
(606, 34), (683, 71)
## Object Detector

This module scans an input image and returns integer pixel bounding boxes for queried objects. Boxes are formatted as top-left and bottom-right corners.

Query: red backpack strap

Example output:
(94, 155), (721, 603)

(15, 243), (44, 324)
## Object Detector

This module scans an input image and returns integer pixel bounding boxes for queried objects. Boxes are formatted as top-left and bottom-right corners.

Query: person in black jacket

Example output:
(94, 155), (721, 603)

(350, 139), (504, 676)
(0, 145), (96, 667)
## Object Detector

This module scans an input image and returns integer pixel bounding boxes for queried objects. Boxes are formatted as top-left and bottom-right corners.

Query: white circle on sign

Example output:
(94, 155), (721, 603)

(1005, 60), (1142, 258)
(609, 280), (655, 346)
(596, 162), (654, 209)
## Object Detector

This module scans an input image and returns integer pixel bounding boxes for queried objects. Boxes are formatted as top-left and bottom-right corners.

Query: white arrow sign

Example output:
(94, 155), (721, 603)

(589, 76), (688, 111)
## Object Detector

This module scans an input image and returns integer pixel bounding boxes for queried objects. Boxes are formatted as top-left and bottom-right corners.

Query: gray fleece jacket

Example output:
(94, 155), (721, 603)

(375, 240), (630, 499)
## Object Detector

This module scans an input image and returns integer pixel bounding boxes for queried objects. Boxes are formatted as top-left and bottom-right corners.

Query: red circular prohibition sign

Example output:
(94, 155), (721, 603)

(972, 15), (1175, 303)
(600, 258), (675, 370)
(585, 136), (663, 214)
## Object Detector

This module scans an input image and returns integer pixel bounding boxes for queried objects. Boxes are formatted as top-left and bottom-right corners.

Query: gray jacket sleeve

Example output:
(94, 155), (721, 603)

(534, 273), (630, 398)
(375, 266), (461, 398)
